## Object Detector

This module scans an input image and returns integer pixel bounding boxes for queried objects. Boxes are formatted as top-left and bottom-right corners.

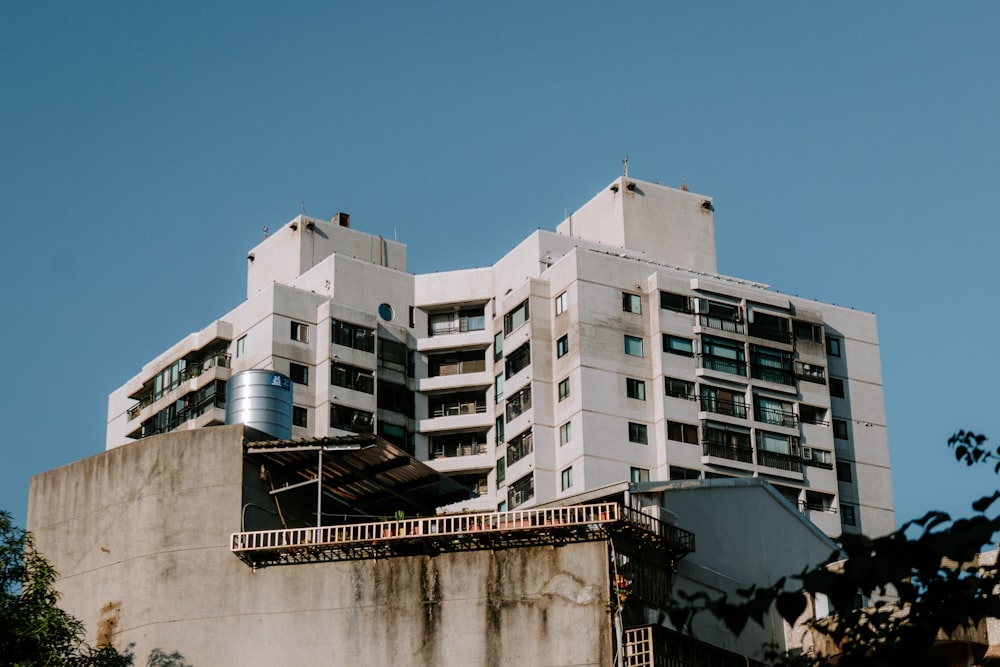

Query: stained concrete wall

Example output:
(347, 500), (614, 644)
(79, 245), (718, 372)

(28, 425), (612, 666)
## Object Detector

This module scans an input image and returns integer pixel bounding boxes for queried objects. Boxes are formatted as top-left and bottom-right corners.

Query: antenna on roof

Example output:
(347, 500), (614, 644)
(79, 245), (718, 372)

(300, 200), (306, 215)
(262, 225), (269, 239)
(680, 175), (689, 192)
(622, 155), (629, 180)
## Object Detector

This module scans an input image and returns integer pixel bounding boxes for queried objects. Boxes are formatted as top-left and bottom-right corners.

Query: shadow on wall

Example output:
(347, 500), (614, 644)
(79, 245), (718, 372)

(146, 648), (193, 667)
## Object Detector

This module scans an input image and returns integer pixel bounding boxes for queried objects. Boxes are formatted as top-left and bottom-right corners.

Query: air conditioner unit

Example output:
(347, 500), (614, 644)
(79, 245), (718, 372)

(510, 491), (522, 506)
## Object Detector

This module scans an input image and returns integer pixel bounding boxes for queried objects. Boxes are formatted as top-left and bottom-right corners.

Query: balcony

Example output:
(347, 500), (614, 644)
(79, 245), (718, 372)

(624, 625), (762, 667)
(748, 322), (793, 344)
(127, 352), (231, 421)
(699, 396), (747, 419)
(697, 314), (744, 335)
(755, 405), (798, 428)
(757, 449), (803, 474)
(702, 440), (753, 464)
(699, 354), (747, 377)
(430, 400), (487, 418)
(750, 363), (795, 386)
(431, 437), (488, 459)
(231, 502), (695, 569)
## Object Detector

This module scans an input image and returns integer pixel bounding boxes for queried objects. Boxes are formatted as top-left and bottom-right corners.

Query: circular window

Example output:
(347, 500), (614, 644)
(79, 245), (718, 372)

(378, 303), (394, 321)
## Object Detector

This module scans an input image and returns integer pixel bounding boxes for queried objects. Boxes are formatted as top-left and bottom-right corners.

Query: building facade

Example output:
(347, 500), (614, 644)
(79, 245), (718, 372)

(107, 176), (894, 538)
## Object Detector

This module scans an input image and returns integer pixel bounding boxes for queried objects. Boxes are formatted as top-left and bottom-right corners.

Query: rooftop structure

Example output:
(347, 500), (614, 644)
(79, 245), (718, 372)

(107, 175), (894, 539)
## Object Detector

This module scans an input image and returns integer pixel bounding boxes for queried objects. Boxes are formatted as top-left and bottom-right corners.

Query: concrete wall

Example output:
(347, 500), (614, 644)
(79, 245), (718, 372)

(29, 426), (613, 666)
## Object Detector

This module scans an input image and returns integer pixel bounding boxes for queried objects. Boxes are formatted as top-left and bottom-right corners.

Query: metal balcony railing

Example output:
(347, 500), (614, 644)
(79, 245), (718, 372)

(750, 363), (795, 386)
(700, 354), (747, 377)
(231, 502), (695, 568)
(699, 396), (747, 418)
(430, 401), (487, 417)
(432, 441), (487, 459)
(757, 450), (803, 473)
(755, 405), (798, 427)
(127, 353), (231, 420)
(748, 323), (793, 344)
(702, 440), (753, 464)
(698, 314), (744, 335)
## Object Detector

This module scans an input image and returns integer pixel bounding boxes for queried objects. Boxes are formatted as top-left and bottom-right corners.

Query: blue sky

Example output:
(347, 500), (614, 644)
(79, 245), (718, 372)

(2, 2), (999, 532)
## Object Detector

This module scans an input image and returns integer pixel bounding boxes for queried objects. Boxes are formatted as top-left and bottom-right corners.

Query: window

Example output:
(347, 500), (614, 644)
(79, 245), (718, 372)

(427, 307), (486, 336)
(622, 292), (641, 314)
(799, 404), (828, 426)
(378, 422), (409, 450)
(700, 336), (746, 376)
(670, 466), (701, 480)
(630, 467), (650, 483)
(503, 299), (529, 335)
(494, 331), (503, 361)
(663, 334), (694, 357)
(494, 373), (504, 402)
(505, 343), (531, 378)
(497, 501), (507, 512)
(508, 472), (534, 508)
(837, 461), (853, 483)
(754, 395), (796, 427)
(829, 377), (845, 398)
(292, 406), (308, 428)
(330, 404), (374, 434)
(331, 362), (374, 394)
(289, 363), (309, 385)
(748, 311), (791, 343)
(556, 335), (569, 358)
(795, 361), (826, 383)
(665, 377), (695, 400)
(833, 418), (849, 440)
(555, 292), (568, 315)
(660, 291), (692, 313)
(626, 378), (646, 400)
(756, 430), (799, 456)
(495, 416), (505, 444)
(561, 466), (573, 491)
(559, 421), (572, 446)
(506, 386), (532, 422)
(496, 458), (506, 485)
(235, 335), (246, 358)
(628, 422), (648, 445)
(428, 350), (485, 377)
(624, 335), (644, 357)
(750, 345), (795, 385)
(506, 429), (533, 465)
(332, 320), (375, 352)
(290, 321), (309, 343)
(841, 503), (857, 527)
(803, 447), (833, 468)
(826, 336), (842, 357)
(667, 421), (698, 444)
(793, 321), (823, 343)
(557, 378), (570, 401)
(701, 386), (747, 418)
(377, 381), (414, 417)
(378, 338), (410, 375)
(378, 303), (394, 321)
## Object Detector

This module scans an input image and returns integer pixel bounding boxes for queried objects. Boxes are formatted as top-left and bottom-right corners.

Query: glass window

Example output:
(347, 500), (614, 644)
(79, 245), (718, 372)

(555, 292), (568, 315)
(626, 378), (646, 400)
(496, 457), (506, 485)
(700, 335), (746, 376)
(667, 421), (698, 444)
(826, 336), (842, 357)
(289, 363), (309, 385)
(756, 430), (797, 455)
(330, 404), (374, 434)
(624, 335), (643, 357)
(506, 386), (532, 422)
(833, 418), (849, 440)
(505, 343), (531, 379)
(495, 415), (505, 444)
(628, 422), (648, 444)
(378, 338), (410, 374)
(290, 321), (309, 343)
(559, 421), (571, 446)
(331, 362), (374, 394)
(428, 307), (486, 336)
(841, 503), (857, 527)
(829, 377), (845, 398)
(701, 386), (747, 418)
(630, 467), (650, 483)
(556, 335), (569, 358)
(292, 406), (307, 428)
(660, 291), (692, 313)
(561, 466), (573, 491)
(622, 292), (641, 314)
(494, 331), (503, 361)
(670, 466), (701, 480)
(495, 373), (504, 403)
(836, 461), (853, 483)
(235, 335), (246, 358)
(558, 378), (570, 401)
(332, 320), (375, 352)
(750, 345), (795, 385)
(504, 299), (530, 335)
(663, 335), (694, 356)
(665, 377), (695, 400)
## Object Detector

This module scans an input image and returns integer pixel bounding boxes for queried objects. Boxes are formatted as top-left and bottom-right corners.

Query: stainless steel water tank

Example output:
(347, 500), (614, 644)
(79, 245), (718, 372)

(225, 370), (293, 440)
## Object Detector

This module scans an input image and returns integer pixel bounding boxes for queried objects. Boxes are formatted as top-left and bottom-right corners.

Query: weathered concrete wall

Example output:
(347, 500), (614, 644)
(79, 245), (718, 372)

(29, 425), (612, 666)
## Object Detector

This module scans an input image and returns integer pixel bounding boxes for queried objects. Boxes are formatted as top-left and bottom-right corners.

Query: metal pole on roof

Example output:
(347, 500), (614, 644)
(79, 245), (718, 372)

(316, 449), (324, 527)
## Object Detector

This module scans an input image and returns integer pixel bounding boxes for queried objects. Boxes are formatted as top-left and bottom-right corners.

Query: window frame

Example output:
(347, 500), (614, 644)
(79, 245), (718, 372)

(289, 362), (309, 386)
(826, 335), (842, 357)
(664, 377), (695, 400)
(556, 334), (569, 359)
(624, 335), (644, 357)
(626, 378), (646, 401)
(561, 466), (573, 491)
(559, 421), (571, 446)
(829, 377), (845, 398)
(503, 299), (530, 336)
(663, 334), (694, 357)
(630, 467), (650, 483)
(555, 292), (568, 316)
(667, 420), (698, 444)
(292, 405), (308, 428)
(628, 422), (649, 445)
(622, 292), (642, 314)
(557, 378), (570, 401)
(290, 321), (309, 343)
(833, 418), (849, 440)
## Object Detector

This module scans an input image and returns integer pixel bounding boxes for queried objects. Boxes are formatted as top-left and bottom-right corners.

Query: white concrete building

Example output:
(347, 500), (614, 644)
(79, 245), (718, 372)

(107, 176), (894, 538)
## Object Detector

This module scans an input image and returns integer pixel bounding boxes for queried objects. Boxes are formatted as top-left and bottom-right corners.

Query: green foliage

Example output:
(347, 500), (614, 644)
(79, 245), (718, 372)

(0, 511), (133, 667)
(669, 431), (1000, 666)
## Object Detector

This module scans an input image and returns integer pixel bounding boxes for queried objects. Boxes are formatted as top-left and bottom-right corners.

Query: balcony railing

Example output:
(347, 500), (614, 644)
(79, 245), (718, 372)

(700, 355), (747, 377)
(429, 358), (486, 377)
(756, 450), (803, 473)
(755, 405), (798, 427)
(698, 314), (744, 335)
(232, 502), (695, 568)
(748, 323), (793, 344)
(127, 353), (231, 420)
(750, 364), (795, 386)
(699, 396), (747, 418)
(432, 440), (487, 459)
(430, 401), (487, 417)
(702, 440), (753, 464)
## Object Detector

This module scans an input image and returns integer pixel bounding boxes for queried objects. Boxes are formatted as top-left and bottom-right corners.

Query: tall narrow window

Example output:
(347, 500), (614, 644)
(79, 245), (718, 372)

(833, 418), (849, 440)
(558, 378), (570, 401)
(841, 503), (857, 527)
(556, 335), (569, 358)
(290, 321), (309, 343)
(495, 373), (504, 403)
(235, 335), (246, 358)
(561, 466), (573, 491)
(559, 421), (572, 446)
(555, 292), (568, 315)
(292, 406), (308, 428)
(826, 336), (842, 357)
(626, 378), (646, 400)
(622, 292), (641, 314)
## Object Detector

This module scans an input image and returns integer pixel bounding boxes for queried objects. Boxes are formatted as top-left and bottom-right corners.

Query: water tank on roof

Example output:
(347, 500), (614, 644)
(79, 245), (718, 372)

(225, 370), (293, 440)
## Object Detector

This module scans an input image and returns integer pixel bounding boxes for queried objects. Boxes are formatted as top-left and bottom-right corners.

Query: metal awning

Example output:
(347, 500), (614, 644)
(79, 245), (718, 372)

(245, 433), (472, 522)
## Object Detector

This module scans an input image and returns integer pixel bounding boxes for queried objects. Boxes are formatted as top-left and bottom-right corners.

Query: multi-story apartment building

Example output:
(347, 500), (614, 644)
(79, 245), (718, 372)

(107, 176), (894, 538)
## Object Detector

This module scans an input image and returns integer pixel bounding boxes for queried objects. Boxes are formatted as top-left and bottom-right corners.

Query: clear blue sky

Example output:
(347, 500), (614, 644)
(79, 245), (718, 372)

(2, 2), (998, 532)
